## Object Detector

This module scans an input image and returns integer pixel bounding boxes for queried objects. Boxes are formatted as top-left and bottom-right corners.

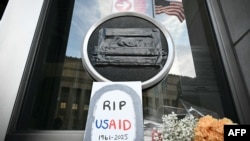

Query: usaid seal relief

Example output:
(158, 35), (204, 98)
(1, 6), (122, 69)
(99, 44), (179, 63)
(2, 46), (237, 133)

(83, 82), (144, 141)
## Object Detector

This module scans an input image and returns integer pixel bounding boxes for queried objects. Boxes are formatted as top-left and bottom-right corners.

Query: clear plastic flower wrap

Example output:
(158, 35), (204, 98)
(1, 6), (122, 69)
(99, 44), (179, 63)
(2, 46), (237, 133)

(146, 99), (235, 141)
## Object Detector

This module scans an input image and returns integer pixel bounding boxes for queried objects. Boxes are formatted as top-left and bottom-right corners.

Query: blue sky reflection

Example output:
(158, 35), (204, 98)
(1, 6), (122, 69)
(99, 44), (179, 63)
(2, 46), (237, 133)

(66, 0), (100, 58)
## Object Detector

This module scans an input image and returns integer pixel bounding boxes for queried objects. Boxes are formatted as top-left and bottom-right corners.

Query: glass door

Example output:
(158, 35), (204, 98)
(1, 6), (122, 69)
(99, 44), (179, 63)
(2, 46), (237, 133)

(6, 0), (238, 140)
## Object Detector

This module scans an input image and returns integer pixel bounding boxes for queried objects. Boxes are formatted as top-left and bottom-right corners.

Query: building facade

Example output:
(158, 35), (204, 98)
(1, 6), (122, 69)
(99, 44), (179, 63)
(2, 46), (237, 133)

(0, 0), (249, 141)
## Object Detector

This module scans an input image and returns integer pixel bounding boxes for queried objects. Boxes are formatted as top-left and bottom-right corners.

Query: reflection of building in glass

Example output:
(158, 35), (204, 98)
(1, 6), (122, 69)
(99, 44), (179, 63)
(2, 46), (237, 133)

(54, 57), (92, 130)
(143, 75), (181, 122)
(54, 56), (181, 129)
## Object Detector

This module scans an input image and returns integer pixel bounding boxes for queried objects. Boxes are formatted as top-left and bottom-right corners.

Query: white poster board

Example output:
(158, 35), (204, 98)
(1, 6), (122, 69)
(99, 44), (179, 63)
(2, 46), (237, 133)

(83, 82), (144, 141)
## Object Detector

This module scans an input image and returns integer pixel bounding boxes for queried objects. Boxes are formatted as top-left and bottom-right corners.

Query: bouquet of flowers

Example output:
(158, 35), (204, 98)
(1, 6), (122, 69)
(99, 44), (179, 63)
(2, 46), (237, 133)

(152, 100), (235, 141)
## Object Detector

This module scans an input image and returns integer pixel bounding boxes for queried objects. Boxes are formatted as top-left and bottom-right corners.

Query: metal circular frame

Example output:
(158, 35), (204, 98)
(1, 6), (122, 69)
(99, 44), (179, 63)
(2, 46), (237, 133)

(82, 12), (175, 89)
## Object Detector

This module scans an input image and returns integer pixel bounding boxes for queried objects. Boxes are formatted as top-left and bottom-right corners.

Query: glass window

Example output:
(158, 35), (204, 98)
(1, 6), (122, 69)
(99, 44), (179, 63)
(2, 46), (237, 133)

(11, 0), (238, 138)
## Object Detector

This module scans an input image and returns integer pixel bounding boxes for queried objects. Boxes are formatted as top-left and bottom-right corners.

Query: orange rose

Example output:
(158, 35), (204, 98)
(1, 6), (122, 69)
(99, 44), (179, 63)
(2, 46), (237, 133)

(194, 115), (234, 141)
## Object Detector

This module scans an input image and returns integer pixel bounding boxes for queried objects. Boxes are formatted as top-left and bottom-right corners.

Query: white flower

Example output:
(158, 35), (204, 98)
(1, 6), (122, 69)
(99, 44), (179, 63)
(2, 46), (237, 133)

(160, 112), (198, 141)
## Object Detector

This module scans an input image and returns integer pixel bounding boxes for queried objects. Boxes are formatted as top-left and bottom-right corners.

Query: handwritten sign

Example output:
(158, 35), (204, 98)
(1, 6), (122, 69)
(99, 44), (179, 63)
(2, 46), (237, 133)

(83, 82), (144, 141)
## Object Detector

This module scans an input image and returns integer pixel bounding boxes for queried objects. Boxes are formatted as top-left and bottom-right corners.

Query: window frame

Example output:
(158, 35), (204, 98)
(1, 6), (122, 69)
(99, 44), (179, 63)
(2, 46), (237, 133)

(0, 0), (44, 140)
(3, 0), (249, 141)
(6, 0), (51, 133)
(206, 0), (250, 124)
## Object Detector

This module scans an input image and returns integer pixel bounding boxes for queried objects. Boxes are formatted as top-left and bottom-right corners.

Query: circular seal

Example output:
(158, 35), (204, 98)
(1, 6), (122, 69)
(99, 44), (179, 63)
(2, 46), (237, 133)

(82, 12), (174, 89)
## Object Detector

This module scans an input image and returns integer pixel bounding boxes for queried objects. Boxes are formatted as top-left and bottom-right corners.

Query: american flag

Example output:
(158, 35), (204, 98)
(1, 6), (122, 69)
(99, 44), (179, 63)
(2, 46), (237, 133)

(155, 0), (185, 22)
